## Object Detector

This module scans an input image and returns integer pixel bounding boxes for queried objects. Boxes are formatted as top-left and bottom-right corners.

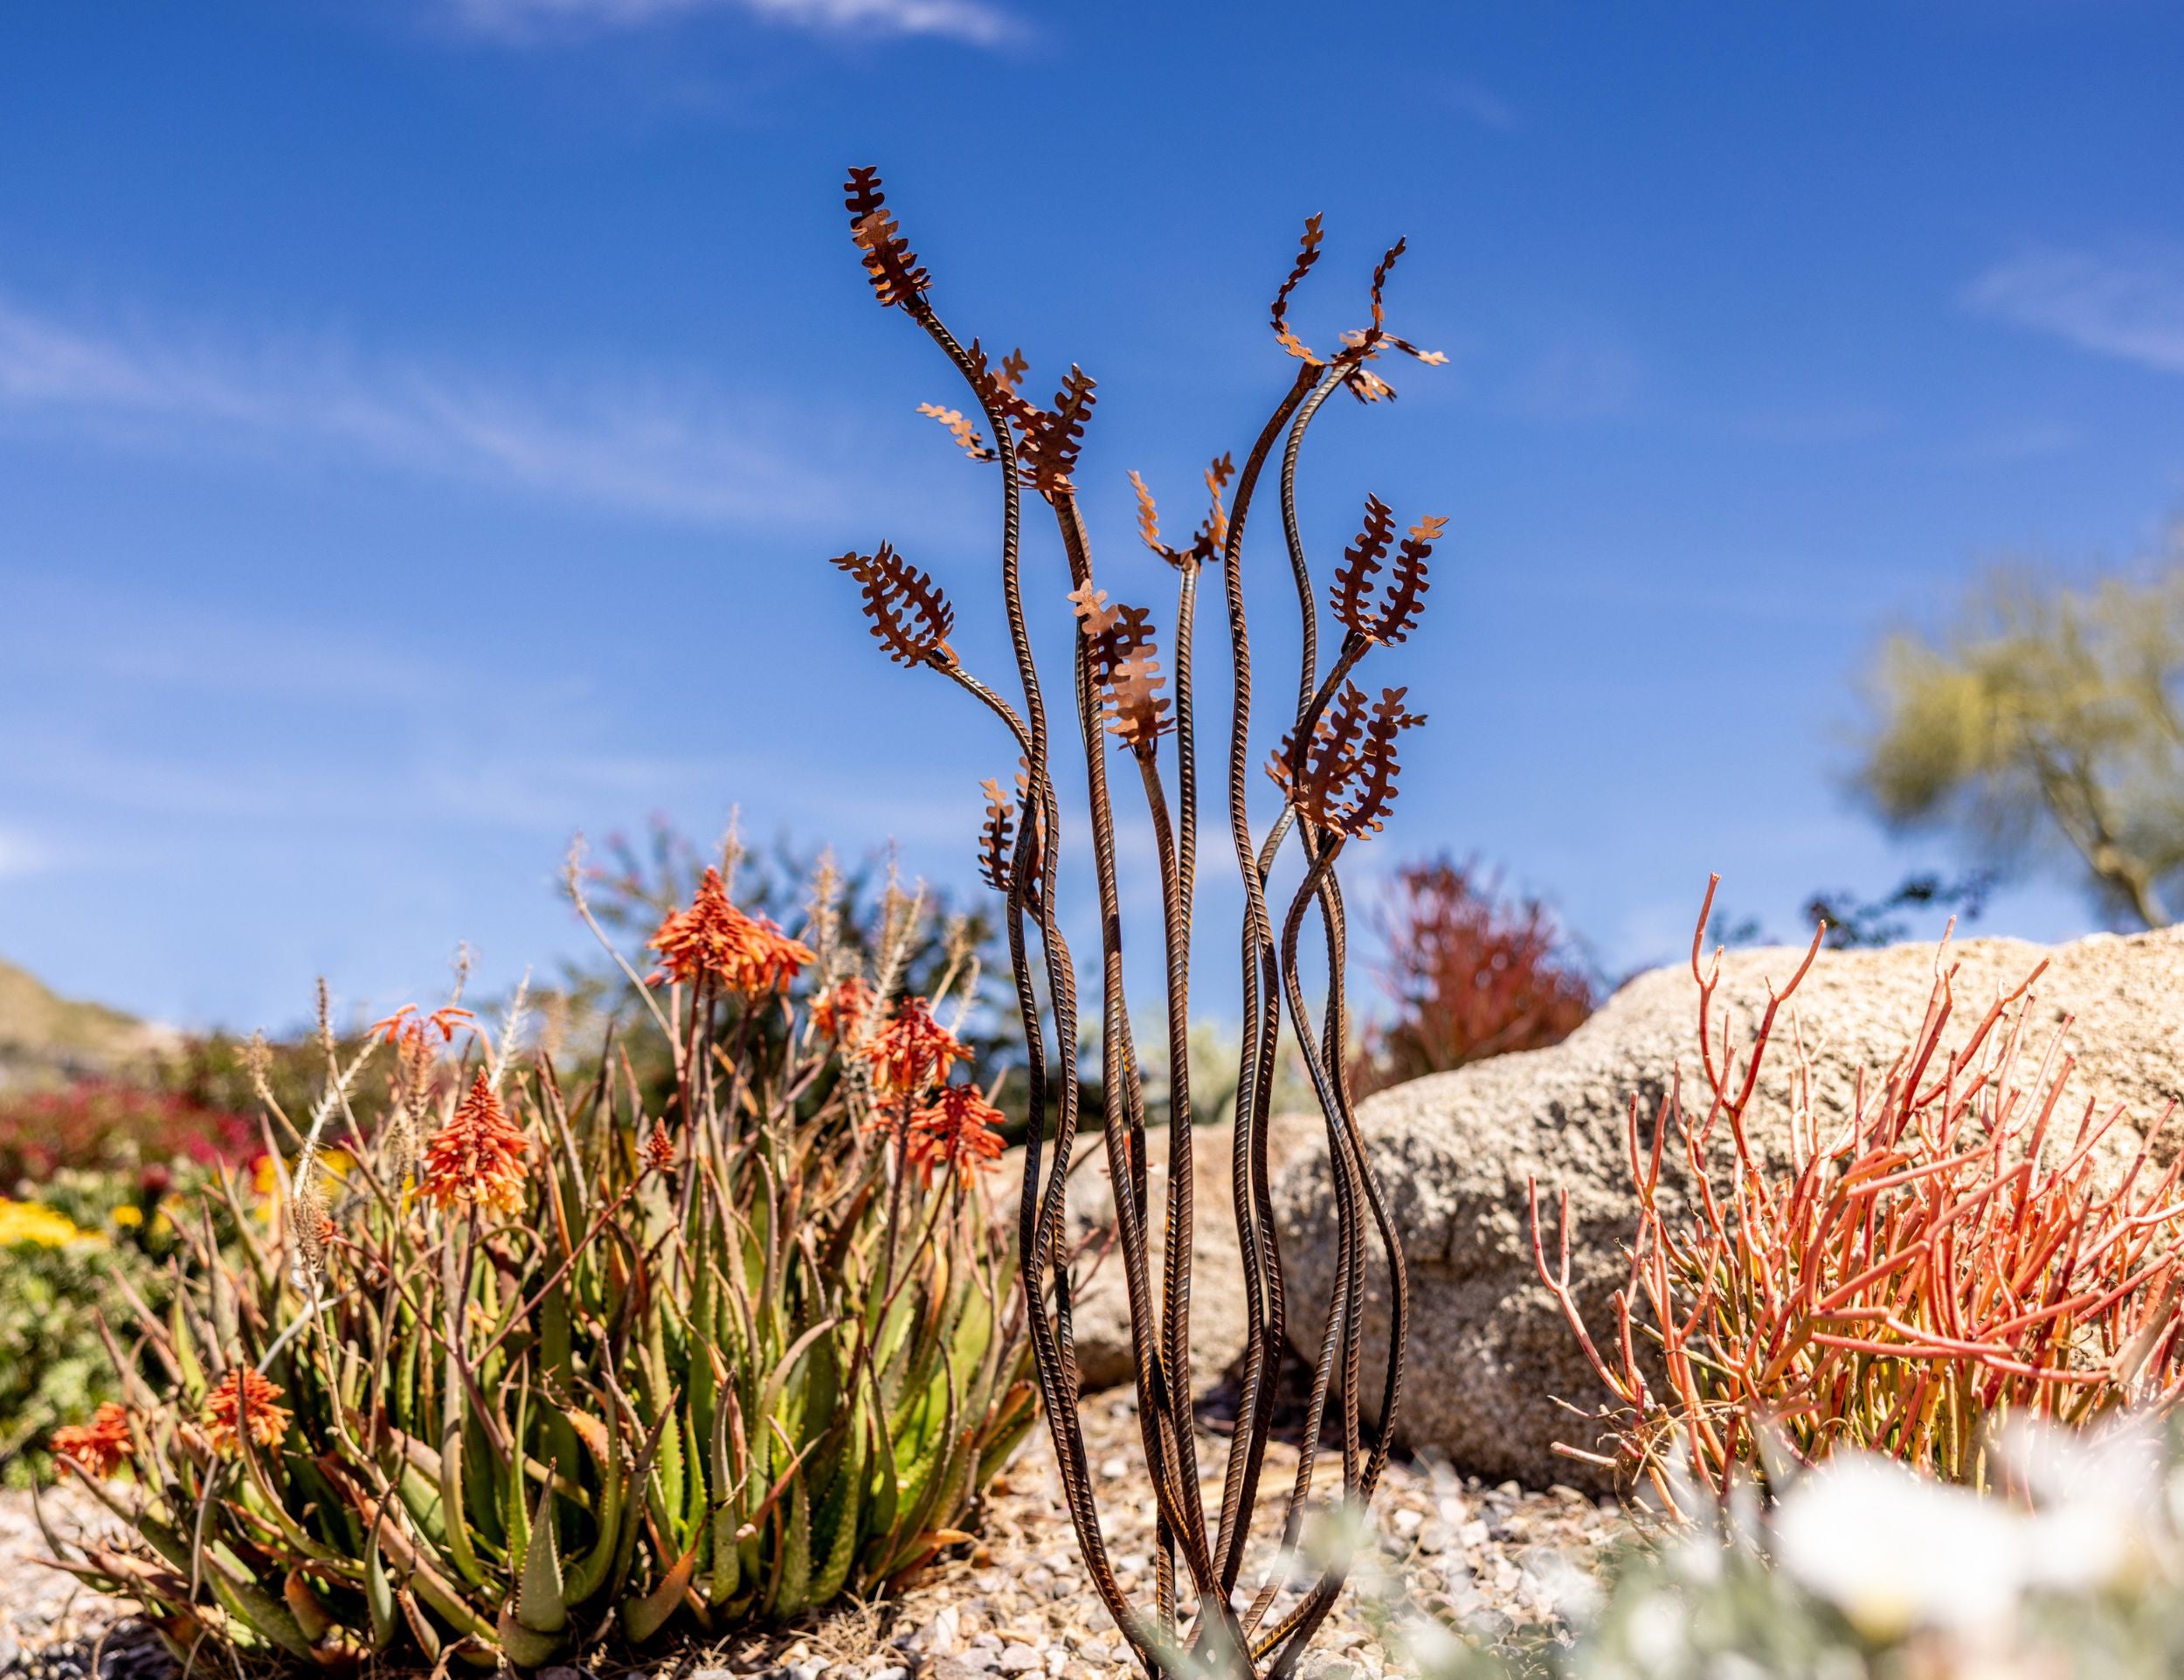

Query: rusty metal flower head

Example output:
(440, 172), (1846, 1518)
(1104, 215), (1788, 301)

(420, 1072), (530, 1213)
(978, 778), (1019, 893)
(917, 403), (997, 463)
(1019, 367), (1097, 501)
(1069, 583), (1172, 756)
(833, 544), (957, 670)
(978, 764), (1043, 895)
(1330, 501), (1441, 646)
(861, 994), (970, 1097)
(1128, 453), (1234, 571)
(1270, 682), (1425, 839)
(647, 866), (817, 995)
(908, 1082), (1008, 1187)
(203, 1369), (290, 1456)
(845, 166), (930, 311)
(51, 1402), (133, 1477)
(1268, 216), (1448, 402)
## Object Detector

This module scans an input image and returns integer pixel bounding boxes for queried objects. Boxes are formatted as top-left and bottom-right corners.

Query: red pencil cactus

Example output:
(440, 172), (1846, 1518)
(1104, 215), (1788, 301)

(1532, 876), (2184, 1512)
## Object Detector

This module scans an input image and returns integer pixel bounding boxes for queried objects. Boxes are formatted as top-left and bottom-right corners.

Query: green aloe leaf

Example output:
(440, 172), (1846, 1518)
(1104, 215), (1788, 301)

(363, 1530), (397, 1654)
(766, 1458), (813, 1620)
(439, 1420), (488, 1587)
(561, 1404), (622, 1606)
(514, 1470), (568, 1635)
(621, 1542), (697, 1645)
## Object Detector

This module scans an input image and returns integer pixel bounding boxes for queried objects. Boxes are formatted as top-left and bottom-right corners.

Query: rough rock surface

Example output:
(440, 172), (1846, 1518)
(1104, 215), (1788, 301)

(1271, 924), (2184, 1493)
(994, 1113), (1321, 1393)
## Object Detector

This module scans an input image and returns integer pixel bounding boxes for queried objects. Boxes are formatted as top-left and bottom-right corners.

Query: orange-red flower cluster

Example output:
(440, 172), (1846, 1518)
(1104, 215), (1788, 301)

(908, 1083), (1007, 1187)
(368, 1002), (476, 1052)
(647, 868), (816, 997)
(642, 1118), (676, 1173)
(50, 1402), (133, 1477)
(861, 995), (970, 1096)
(812, 973), (876, 1043)
(420, 1073), (531, 1213)
(203, 1369), (290, 1455)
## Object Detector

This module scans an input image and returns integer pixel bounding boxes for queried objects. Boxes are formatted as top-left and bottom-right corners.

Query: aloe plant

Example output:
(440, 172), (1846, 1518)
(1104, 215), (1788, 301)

(42, 861), (1034, 1669)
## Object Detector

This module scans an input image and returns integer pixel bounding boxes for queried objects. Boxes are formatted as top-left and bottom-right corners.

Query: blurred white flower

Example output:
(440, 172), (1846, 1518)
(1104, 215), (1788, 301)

(1773, 1455), (2024, 1641)
(2003, 1417), (2163, 1593)
(1622, 1591), (1688, 1668)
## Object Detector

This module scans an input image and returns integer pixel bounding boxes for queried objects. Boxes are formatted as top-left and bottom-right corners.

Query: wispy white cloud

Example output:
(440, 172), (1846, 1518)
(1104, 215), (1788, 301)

(1436, 77), (1518, 133)
(0, 827), (51, 881)
(441, 0), (1018, 48)
(1512, 337), (1641, 422)
(1965, 247), (2184, 376)
(0, 293), (847, 525)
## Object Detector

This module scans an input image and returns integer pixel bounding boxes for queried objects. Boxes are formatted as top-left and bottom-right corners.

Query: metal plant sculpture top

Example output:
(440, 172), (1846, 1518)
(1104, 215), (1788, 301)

(829, 166), (1446, 1680)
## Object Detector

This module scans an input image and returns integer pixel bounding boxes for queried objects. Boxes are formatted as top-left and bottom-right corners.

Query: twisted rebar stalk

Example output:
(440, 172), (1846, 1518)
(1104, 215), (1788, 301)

(831, 167), (1448, 1680)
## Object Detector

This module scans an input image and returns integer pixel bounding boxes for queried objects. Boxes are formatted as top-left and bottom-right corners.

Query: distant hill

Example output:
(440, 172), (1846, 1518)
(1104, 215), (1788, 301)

(0, 958), (173, 1088)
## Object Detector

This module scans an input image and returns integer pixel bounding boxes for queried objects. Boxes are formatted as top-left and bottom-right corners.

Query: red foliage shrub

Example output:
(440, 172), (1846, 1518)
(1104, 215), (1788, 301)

(1355, 855), (1594, 1096)
(0, 1079), (257, 1187)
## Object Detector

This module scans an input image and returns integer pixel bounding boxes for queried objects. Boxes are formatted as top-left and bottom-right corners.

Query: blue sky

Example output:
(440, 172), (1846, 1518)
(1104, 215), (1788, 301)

(3, 0), (2182, 1033)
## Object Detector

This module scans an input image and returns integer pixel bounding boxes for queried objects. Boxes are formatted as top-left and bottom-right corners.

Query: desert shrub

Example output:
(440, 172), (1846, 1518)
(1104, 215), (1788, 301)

(1355, 857), (1593, 1096)
(44, 864), (1034, 1669)
(155, 1027), (380, 1149)
(1532, 879), (2184, 1514)
(0, 1180), (183, 1483)
(0, 1078), (261, 1482)
(0, 1078), (257, 1188)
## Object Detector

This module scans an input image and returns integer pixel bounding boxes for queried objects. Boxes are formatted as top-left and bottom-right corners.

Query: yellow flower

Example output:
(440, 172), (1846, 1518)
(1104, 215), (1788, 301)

(110, 1204), (145, 1229)
(0, 1197), (94, 1248)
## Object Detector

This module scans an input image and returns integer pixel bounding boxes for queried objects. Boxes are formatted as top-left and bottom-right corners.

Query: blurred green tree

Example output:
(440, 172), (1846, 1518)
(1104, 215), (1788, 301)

(1856, 543), (2184, 929)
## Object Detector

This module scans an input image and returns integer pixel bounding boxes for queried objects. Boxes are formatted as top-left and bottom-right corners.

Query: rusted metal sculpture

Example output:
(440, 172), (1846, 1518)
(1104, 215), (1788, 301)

(829, 167), (1443, 1680)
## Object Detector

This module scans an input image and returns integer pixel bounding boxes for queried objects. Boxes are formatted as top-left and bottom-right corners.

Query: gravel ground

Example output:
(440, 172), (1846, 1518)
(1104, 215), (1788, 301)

(0, 1477), (168, 1680)
(2, 1394), (1624, 1680)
